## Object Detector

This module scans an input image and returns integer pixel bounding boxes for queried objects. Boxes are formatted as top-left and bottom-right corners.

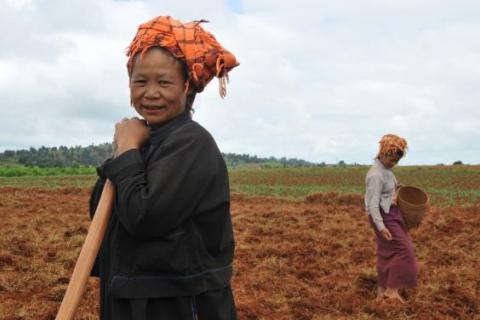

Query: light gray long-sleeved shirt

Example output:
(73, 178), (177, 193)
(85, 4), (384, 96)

(364, 159), (398, 231)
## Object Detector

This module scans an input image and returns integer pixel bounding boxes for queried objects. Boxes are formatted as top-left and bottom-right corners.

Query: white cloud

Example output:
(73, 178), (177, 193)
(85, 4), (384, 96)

(0, 0), (479, 164)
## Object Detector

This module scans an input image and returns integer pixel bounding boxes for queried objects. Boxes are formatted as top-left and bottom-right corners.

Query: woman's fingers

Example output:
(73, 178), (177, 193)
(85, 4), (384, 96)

(116, 117), (147, 126)
(387, 231), (392, 240)
(130, 117), (148, 126)
(382, 228), (393, 241)
(112, 117), (151, 156)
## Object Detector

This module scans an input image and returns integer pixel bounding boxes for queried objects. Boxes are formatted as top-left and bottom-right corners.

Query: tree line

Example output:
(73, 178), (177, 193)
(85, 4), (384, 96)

(0, 144), (322, 168)
(0, 144), (114, 168)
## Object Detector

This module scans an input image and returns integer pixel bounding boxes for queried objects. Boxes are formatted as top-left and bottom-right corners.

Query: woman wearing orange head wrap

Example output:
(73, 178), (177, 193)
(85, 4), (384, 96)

(365, 134), (418, 304)
(89, 16), (239, 319)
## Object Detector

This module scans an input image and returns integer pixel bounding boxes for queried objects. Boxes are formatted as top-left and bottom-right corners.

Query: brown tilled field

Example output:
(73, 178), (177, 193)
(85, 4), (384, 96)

(0, 177), (479, 319)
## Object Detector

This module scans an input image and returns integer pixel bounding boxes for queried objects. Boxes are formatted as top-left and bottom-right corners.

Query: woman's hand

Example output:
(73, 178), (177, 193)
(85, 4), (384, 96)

(380, 228), (393, 241)
(113, 118), (150, 157)
(392, 189), (399, 205)
(392, 184), (403, 205)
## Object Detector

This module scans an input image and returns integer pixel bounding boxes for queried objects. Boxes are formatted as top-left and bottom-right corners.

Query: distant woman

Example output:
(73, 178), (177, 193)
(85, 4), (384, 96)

(364, 134), (418, 303)
(89, 16), (239, 319)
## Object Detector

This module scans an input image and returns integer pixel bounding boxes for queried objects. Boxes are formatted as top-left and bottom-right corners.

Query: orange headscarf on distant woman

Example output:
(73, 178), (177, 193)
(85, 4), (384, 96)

(377, 134), (408, 157)
(126, 15), (239, 98)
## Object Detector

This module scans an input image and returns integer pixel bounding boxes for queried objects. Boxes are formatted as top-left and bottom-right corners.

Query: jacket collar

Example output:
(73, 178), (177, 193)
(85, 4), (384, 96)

(149, 111), (192, 145)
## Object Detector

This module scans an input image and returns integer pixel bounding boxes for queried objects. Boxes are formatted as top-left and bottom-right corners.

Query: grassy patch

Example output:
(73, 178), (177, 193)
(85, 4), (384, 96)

(229, 165), (480, 206)
(1, 165), (478, 206)
(0, 175), (97, 189)
(0, 166), (96, 177)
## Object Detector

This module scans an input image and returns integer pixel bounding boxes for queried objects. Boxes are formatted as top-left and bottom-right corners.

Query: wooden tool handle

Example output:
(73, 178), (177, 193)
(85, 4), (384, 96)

(56, 180), (115, 320)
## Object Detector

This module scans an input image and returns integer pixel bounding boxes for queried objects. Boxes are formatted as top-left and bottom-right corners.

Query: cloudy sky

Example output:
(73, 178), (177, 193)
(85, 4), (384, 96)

(1, 0), (479, 165)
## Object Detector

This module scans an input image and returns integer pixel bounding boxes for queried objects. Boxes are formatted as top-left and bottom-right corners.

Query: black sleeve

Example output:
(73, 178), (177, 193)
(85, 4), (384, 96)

(102, 127), (218, 238)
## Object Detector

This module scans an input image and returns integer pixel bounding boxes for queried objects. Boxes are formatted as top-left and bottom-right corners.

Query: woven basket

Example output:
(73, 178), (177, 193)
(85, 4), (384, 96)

(397, 186), (429, 230)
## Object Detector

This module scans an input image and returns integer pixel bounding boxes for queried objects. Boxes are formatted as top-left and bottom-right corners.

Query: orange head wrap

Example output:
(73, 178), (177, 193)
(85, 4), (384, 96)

(377, 134), (408, 157)
(126, 16), (239, 98)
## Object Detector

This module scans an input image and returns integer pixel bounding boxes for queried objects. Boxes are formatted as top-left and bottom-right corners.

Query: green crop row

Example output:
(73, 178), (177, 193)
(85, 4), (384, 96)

(0, 165), (97, 177)
(1, 165), (479, 207)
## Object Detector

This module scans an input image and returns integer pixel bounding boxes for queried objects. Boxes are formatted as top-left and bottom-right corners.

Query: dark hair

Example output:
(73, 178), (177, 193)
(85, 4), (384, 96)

(384, 149), (404, 158)
(173, 53), (196, 112)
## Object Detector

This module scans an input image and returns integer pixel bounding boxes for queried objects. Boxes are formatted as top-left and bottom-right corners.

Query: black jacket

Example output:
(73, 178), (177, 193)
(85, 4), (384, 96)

(89, 112), (235, 301)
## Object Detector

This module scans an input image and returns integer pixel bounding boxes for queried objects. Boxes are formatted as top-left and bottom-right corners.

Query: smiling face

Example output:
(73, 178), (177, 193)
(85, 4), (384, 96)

(130, 48), (188, 126)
